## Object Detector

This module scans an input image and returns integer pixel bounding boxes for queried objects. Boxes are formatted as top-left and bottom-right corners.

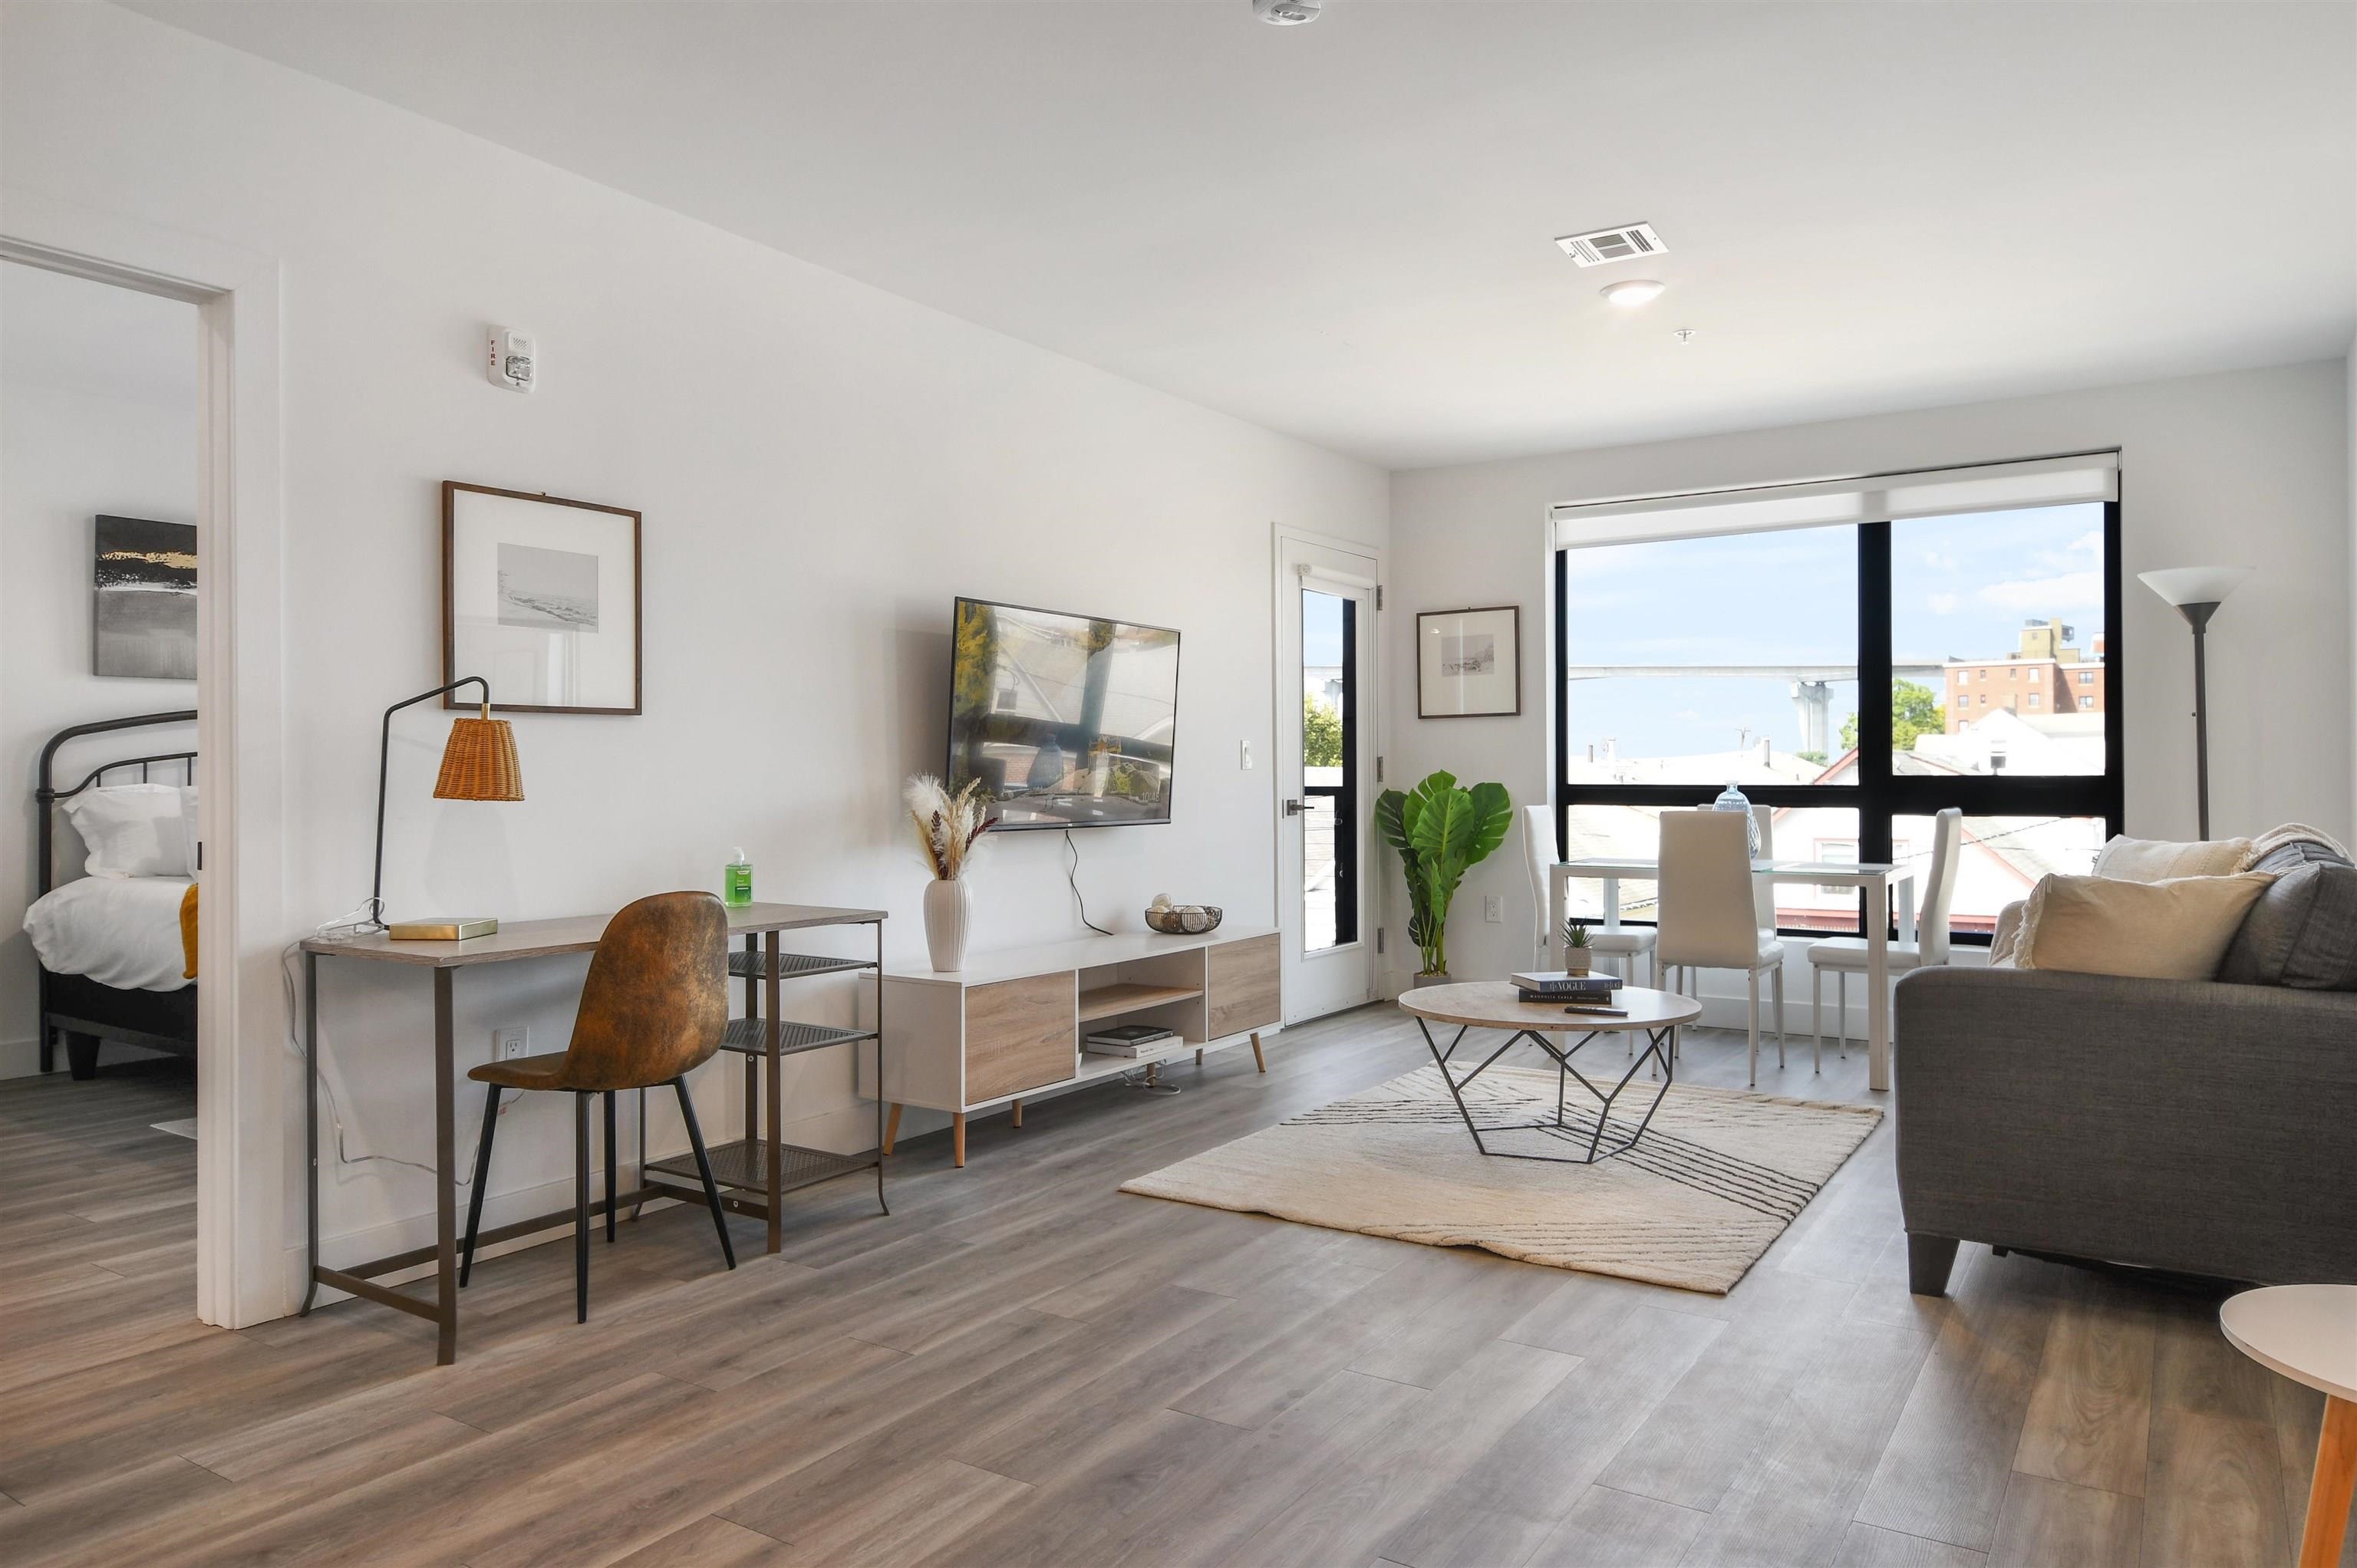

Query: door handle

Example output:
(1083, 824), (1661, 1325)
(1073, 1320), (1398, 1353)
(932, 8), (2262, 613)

(1282, 799), (1305, 817)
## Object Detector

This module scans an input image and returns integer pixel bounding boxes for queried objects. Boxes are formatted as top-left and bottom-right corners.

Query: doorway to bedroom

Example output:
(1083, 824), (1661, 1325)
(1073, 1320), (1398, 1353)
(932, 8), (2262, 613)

(2, 260), (203, 1222)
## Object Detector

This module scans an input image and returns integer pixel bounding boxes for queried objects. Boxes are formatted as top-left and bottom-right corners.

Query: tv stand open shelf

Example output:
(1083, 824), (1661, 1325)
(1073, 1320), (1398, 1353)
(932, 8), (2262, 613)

(859, 926), (1280, 1167)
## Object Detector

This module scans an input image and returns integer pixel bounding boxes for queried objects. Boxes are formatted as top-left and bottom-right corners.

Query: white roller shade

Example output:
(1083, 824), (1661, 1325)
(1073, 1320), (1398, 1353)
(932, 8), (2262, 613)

(1551, 451), (2119, 548)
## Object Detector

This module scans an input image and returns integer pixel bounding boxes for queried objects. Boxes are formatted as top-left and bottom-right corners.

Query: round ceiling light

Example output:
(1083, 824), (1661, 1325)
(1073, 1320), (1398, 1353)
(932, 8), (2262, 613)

(1254, 0), (1321, 22)
(1600, 279), (1666, 309)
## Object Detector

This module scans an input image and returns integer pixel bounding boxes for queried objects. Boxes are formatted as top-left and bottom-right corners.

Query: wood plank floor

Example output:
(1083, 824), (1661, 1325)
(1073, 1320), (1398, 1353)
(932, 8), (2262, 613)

(3, 1010), (2350, 1567)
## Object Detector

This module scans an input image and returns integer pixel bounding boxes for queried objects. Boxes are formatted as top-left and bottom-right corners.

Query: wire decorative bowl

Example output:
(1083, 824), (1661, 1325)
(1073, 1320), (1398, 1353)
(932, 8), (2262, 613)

(1144, 904), (1223, 935)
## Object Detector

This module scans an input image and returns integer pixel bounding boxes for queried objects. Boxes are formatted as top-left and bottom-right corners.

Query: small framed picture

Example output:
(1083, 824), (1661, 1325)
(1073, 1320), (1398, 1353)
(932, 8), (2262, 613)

(1417, 605), (1520, 718)
(443, 482), (641, 714)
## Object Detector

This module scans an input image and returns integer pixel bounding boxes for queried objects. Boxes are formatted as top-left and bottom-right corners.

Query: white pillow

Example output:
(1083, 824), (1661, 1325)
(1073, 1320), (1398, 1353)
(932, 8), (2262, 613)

(182, 784), (201, 880)
(2092, 834), (2250, 883)
(60, 782), (191, 878)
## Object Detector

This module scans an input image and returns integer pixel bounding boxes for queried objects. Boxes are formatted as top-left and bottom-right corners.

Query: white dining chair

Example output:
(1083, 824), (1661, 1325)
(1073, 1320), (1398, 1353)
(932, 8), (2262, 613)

(1521, 803), (1654, 983)
(1805, 806), (1961, 1070)
(1656, 808), (1786, 1086)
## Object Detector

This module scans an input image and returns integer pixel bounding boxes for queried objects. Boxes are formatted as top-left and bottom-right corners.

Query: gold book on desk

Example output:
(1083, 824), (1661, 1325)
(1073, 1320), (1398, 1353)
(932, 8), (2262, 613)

(387, 917), (500, 941)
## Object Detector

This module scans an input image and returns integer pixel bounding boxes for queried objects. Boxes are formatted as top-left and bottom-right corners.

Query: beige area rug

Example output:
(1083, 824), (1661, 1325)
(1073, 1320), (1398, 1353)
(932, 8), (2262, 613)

(1119, 1064), (1882, 1293)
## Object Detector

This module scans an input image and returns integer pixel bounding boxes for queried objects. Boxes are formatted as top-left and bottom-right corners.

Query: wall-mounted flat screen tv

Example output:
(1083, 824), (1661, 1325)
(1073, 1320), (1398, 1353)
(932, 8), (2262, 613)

(948, 597), (1180, 829)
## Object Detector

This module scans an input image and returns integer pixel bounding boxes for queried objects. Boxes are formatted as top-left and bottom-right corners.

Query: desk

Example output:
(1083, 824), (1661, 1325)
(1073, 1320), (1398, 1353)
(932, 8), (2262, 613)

(1548, 858), (1915, 1093)
(300, 901), (885, 1364)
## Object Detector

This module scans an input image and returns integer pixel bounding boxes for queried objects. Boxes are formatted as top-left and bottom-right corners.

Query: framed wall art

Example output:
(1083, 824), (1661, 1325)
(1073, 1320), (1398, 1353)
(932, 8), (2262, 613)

(1416, 604), (1519, 718)
(94, 515), (197, 680)
(443, 482), (641, 714)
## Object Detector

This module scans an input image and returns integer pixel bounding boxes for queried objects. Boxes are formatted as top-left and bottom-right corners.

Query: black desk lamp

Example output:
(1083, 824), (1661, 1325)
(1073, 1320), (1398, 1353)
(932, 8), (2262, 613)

(371, 676), (524, 936)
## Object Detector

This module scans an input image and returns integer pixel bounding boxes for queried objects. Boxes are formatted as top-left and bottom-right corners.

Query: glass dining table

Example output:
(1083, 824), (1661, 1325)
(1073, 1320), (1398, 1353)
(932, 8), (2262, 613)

(1546, 857), (1917, 1092)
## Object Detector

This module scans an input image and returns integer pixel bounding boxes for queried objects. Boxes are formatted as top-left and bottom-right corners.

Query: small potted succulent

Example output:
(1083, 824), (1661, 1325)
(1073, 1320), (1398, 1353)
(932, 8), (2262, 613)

(1561, 917), (1593, 976)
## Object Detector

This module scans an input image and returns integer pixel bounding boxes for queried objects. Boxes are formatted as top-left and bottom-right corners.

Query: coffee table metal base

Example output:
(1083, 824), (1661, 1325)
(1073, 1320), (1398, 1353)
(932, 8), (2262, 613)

(1413, 1016), (1676, 1164)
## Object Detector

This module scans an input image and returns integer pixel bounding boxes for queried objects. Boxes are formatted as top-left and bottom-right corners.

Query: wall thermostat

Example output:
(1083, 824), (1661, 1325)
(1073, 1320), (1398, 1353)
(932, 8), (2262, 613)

(487, 327), (536, 393)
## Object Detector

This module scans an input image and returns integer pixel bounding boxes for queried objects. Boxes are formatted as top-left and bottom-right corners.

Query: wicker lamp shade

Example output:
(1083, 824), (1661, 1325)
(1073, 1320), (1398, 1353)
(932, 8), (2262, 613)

(433, 717), (524, 802)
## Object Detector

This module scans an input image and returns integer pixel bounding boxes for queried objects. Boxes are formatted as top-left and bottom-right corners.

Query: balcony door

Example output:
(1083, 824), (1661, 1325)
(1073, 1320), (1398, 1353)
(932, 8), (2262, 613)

(1276, 531), (1379, 1022)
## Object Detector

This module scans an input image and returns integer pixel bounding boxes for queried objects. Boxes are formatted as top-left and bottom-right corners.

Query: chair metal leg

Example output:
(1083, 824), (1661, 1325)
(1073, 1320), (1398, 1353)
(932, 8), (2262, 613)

(1772, 963), (1785, 1068)
(1837, 971), (1850, 1058)
(1746, 970), (1760, 1087)
(573, 1092), (590, 1323)
(603, 1091), (617, 1244)
(1811, 966), (1823, 1070)
(673, 1077), (737, 1270)
(460, 1081), (499, 1286)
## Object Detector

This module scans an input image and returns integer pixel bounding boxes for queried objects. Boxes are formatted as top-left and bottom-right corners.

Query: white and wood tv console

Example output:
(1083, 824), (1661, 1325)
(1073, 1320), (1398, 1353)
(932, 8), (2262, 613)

(857, 927), (1281, 1166)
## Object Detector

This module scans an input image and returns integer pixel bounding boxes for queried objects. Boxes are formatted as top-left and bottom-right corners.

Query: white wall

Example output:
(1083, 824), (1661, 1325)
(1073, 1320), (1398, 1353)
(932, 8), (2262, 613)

(0, 262), (199, 1076)
(2, 4), (1386, 1293)
(1389, 357), (2354, 994)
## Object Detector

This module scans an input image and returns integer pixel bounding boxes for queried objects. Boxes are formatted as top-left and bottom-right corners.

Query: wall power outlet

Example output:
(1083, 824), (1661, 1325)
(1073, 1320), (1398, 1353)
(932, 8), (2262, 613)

(494, 1026), (528, 1059)
(1484, 894), (1504, 924)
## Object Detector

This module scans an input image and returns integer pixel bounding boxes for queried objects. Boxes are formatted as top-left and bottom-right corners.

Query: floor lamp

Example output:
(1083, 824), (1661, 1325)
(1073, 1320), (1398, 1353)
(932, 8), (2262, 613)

(2138, 566), (2251, 840)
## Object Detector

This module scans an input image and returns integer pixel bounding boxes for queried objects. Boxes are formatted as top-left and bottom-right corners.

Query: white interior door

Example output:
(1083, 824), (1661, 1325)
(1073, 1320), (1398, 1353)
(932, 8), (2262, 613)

(1276, 534), (1378, 1022)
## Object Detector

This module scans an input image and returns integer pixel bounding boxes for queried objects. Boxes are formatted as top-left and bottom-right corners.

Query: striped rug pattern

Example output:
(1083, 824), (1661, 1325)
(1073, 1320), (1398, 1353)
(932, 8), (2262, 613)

(1119, 1064), (1882, 1293)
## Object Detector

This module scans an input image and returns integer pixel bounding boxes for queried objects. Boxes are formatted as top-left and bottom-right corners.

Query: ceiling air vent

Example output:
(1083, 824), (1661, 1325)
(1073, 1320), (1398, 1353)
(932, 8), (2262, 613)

(1554, 222), (1667, 268)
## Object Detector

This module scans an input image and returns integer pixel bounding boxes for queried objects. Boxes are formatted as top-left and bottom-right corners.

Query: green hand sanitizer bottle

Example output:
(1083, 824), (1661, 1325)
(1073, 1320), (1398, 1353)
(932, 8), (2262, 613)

(724, 848), (753, 908)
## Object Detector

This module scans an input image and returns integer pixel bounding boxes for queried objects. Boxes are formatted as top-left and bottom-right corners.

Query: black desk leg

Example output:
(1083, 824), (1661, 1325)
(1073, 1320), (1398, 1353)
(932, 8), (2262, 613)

(301, 952), (319, 1316)
(875, 918), (888, 1217)
(433, 967), (457, 1365)
(765, 931), (783, 1255)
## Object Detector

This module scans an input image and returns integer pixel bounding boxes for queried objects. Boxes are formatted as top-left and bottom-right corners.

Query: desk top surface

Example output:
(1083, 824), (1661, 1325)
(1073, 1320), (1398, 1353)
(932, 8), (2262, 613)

(301, 901), (885, 967)
(1558, 858), (1909, 884)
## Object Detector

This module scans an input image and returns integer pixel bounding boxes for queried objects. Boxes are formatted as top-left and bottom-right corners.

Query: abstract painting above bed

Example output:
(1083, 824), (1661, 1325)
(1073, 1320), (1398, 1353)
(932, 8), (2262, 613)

(94, 515), (197, 680)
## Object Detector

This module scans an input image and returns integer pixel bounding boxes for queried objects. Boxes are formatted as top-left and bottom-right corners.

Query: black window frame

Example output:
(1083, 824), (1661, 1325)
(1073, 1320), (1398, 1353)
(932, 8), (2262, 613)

(1551, 498), (2125, 943)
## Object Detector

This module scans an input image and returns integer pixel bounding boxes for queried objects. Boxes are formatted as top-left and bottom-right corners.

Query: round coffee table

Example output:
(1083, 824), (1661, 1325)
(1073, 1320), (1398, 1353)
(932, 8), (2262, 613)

(2220, 1285), (2357, 1568)
(1397, 982), (1702, 1164)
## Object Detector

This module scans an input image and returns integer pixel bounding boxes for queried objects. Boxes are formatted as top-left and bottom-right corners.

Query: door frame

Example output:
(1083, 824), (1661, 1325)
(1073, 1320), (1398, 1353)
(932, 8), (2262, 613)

(3, 187), (288, 1329)
(1270, 523), (1385, 1022)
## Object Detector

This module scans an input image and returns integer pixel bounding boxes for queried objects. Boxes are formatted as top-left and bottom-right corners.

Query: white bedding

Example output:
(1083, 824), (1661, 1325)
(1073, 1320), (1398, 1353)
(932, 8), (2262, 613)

(23, 875), (193, 992)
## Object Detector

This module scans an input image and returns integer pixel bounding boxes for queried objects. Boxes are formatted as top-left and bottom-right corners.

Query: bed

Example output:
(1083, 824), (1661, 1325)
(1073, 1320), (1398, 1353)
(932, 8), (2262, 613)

(28, 711), (198, 1079)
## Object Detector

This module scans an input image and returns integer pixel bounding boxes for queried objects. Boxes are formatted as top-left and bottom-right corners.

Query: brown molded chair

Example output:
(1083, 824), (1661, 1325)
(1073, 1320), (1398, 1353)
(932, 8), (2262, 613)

(460, 891), (736, 1322)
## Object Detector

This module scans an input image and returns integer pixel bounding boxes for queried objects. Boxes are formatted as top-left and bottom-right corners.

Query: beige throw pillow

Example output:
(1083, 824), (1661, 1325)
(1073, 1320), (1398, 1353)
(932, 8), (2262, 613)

(2016, 872), (2276, 981)
(2092, 834), (2251, 883)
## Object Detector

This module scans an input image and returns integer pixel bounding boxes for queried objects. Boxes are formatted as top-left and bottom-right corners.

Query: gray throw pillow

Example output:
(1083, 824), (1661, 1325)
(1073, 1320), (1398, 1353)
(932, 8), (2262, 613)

(2219, 841), (2357, 988)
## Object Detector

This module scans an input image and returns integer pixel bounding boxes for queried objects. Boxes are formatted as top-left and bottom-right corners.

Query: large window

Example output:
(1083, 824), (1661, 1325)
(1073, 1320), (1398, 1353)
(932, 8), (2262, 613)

(1554, 497), (2121, 939)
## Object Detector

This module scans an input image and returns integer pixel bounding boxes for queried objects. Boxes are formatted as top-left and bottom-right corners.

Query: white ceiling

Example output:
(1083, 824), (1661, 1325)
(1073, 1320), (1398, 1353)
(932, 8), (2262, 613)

(131, 1), (2357, 469)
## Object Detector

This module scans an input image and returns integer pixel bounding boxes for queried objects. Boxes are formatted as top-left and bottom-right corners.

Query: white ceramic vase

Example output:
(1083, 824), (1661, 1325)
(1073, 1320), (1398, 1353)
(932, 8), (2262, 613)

(924, 878), (971, 973)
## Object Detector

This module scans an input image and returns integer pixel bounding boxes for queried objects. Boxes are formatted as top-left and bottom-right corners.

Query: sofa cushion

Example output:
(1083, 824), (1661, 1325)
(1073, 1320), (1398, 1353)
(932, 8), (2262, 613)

(2093, 834), (2251, 882)
(2017, 871), (2276, 981)
(2219, 838), (2357, 989)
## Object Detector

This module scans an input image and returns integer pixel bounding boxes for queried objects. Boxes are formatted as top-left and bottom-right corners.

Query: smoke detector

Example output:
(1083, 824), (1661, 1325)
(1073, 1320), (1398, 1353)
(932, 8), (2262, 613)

(1554, 222), (1667, 268)
(1254, 0), (1320, 23)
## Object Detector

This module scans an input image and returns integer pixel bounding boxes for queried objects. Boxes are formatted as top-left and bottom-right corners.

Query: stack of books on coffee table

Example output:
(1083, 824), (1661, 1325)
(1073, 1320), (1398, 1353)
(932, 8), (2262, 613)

(1510, 970), (1627, 1014)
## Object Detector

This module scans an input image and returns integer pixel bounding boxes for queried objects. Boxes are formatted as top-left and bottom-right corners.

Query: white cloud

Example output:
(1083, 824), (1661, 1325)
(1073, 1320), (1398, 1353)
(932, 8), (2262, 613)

(1924, 551), (1958, 572)
(1674, 709), (1702, 722)
(1927, 592), (1960, 615)
(2069, 529), (2102, 555)
(1980, 572), (2102, 612)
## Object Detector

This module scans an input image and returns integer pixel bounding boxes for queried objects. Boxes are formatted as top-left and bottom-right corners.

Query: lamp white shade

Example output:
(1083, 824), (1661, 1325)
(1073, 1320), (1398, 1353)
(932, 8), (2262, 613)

(2138, 565), (2252, 608)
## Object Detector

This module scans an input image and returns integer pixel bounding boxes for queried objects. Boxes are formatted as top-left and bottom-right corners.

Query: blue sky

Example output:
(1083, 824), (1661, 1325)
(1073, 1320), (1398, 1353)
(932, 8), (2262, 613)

(1562, 502), (2107, 761)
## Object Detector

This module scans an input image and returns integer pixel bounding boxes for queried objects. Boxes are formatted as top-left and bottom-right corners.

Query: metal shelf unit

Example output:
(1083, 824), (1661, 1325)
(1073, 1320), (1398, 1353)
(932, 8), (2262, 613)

(641, 917), (888, 1251)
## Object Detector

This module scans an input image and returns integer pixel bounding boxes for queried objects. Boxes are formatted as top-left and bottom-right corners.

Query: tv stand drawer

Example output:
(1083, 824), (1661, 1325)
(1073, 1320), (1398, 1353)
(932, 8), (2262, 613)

(966, 973), (1076, 1103)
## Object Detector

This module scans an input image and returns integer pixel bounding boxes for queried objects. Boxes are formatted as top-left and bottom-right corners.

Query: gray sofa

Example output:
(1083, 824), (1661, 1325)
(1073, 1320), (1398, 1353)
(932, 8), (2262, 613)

(1894, 965), (2357, 1294)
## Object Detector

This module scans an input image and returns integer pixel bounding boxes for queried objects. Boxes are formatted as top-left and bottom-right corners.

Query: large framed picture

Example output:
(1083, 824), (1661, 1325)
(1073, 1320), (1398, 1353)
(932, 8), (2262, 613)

(443, 482), (641, 714)
(1416, 604), (1520, 718)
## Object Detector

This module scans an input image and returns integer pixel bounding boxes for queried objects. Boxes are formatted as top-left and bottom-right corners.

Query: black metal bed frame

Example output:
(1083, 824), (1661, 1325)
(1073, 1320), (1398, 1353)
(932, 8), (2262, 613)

(34, 710), (199, 1078)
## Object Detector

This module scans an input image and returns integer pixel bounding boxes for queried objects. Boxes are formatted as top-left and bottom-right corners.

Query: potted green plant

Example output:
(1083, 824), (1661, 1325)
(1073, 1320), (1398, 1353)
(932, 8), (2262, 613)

(1373, 769), (1513, 984)
(1562, 917), (1592, 975)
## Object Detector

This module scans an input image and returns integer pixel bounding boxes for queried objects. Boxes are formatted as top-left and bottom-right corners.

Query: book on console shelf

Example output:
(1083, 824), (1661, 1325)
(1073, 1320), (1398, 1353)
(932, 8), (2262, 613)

(1083, 1024), (1180, 1058)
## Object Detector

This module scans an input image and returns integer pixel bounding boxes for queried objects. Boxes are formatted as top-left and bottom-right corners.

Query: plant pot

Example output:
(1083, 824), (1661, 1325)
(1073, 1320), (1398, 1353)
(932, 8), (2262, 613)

(924, 878), (971, 972)
(1564, 956), (1590, 976)
(1409, 971), (1449, 989)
